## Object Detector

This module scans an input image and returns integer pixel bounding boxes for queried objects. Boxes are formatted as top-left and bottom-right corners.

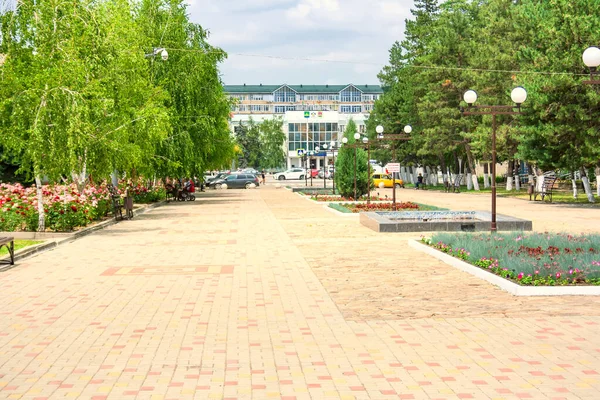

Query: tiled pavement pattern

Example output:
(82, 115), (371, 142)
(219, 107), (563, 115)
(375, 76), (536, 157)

(0, 186), (599, 399)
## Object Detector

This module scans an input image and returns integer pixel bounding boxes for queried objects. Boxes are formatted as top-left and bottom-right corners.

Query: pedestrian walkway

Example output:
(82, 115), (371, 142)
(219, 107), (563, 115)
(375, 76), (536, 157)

(0, 187), (599, 399)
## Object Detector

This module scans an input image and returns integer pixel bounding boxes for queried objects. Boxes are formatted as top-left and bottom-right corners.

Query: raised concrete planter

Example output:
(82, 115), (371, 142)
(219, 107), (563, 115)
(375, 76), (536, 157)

(362, 211), (532, 233)
(409, 240), (600, 296)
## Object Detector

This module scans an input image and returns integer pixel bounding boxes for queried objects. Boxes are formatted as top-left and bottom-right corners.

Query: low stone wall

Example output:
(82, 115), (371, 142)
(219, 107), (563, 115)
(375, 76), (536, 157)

(361, 211), (533, 233)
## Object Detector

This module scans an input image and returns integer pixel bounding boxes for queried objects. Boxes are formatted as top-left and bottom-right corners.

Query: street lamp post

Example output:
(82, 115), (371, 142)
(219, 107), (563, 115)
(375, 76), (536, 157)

(461, 87), (527, 232)
(330, 141), (338, 195)
(362, 137), (371, 204)
(315, 145), (328, 189)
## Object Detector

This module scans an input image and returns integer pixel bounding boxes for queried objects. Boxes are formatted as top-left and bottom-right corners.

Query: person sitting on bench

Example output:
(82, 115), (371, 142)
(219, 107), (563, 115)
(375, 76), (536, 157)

(415, 173), (424, 189)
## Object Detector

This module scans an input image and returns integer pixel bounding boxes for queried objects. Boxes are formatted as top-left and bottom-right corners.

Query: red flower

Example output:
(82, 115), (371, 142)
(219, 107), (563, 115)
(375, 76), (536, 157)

(71, 205), (78, 212)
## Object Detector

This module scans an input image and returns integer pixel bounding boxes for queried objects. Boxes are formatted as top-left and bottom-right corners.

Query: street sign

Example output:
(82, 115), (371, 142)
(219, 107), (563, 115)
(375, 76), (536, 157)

(304, 111), (310, 118)
(387, 163), (400, 173)
(297, 149), (305, 157)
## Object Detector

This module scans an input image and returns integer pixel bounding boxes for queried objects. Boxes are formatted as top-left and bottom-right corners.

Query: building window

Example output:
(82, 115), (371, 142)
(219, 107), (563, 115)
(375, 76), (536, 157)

(340, 105), (352, 113)
(340, 86), (362, 102)
(351, 105), (362, 113)
(274, 86), (296, 102)
(287, 122), (338, 153)
(275, 106), (285, 113)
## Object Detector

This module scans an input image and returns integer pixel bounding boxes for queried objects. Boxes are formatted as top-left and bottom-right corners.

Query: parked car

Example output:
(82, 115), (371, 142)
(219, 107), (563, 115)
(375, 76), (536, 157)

(372, 173), (404, 188)
(317, 169), (331, 179)
(240, 168), (259, 175)
(212, 174), (260, 189)
(206, 173), (230, 188)
(307, 168), (319, 178)
(273, 168), (305, 180)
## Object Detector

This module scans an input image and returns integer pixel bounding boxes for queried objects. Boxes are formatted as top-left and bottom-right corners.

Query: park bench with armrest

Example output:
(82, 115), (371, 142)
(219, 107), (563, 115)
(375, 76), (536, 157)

(529, 174), (558, 202)
(0, 237), (15, 266)
(445, 174), (463, 193)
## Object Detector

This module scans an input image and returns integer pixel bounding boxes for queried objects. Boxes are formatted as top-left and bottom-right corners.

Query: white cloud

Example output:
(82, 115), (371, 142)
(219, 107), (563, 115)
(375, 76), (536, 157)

(187, 0), (416, 84)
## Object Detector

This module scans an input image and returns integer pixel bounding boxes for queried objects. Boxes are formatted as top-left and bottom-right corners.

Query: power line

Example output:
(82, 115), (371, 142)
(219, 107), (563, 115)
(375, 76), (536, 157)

(164, 47), (590, 77)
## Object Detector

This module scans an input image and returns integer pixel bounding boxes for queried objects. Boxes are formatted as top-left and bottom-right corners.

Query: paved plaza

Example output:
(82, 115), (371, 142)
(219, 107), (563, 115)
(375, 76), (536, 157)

(1, 185), (600, 400)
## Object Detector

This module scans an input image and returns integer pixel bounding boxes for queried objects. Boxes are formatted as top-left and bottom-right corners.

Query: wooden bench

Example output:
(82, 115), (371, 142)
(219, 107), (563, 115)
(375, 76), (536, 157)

(0, 237), (15, 266)
(445, 174), (463, 193)
(530, 174), (558, 202)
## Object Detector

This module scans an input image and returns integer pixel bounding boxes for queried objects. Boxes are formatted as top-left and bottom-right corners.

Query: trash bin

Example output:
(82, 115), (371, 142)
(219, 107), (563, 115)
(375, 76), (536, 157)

(124, 196), (134, 219)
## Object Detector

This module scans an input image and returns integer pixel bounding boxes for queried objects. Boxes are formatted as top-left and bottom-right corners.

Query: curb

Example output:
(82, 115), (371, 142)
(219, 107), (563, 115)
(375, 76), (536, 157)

(0, 201), (166, 270)
(408, 240), (600, 296)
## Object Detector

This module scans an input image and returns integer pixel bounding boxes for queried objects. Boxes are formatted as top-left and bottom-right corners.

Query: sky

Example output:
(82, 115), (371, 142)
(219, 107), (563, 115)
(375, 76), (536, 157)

(187, 0), (415, 86)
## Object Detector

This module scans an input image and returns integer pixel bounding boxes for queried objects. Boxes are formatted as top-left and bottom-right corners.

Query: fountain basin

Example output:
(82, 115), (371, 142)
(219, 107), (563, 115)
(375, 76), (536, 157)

(361, 211), (532, 233)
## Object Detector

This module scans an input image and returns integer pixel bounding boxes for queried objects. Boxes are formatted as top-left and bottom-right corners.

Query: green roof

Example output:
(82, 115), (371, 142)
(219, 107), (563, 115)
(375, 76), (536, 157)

(224, 84), (383, 94)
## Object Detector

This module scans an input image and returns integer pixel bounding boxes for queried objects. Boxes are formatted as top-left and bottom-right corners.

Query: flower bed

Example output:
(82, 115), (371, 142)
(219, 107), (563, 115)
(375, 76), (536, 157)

(0, 180), (164, 232)
(421, 232), (600, 286)
(330, 201), (444, 213)
(310, 195), (386, 202)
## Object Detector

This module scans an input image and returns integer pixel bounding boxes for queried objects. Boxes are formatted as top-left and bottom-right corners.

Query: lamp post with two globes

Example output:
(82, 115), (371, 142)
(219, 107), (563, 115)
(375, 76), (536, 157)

(375, 124), (412, 211)
(461, 87), (528, 232)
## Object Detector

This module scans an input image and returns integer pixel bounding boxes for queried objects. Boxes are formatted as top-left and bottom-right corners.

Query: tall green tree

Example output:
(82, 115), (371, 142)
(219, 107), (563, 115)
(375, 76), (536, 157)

(136, 0), (235, 179)
(258, 117), (286, 170)
(335, 120), (369, 199)
(0, 0), (168, 230)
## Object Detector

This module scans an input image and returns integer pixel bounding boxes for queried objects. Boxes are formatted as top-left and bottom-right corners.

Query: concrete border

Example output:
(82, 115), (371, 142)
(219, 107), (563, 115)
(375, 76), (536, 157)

(362, 211), (533, 233)
(409, 239), (600, 296)
(0, 201), (166, 270)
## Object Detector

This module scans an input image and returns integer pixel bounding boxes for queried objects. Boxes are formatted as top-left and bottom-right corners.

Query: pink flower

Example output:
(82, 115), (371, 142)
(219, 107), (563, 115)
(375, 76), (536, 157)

(556, 272), (561, 279)
(517, 272), (524, 280)
(534, 270), (540, 275)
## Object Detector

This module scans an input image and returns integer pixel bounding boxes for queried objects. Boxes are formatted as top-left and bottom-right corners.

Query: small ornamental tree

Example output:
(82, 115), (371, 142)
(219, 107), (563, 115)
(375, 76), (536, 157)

(335, 120), (369, 199)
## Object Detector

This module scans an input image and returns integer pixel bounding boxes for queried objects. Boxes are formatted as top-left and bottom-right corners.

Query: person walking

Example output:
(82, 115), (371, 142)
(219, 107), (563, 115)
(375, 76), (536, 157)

(261, 169), (266, 185)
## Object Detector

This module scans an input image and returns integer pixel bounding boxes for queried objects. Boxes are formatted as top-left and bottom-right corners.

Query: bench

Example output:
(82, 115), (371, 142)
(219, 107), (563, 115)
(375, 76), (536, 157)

(108, 185), (125, 221)
(445, 174), (463, 193)
(0, 237), (15, 266)
(530, 174), (558, 202)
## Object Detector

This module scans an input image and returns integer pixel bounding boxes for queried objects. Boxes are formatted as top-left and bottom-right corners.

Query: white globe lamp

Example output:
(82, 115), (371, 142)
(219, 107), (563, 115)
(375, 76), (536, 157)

(463, 90), (478, 105)
(583, 46), (600, 69)
(510, 86), (527, 106)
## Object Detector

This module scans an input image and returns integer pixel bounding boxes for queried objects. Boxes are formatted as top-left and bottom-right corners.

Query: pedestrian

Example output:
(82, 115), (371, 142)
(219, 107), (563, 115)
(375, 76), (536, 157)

(261, 169), (266, 185)
(416, 173), (424, 189)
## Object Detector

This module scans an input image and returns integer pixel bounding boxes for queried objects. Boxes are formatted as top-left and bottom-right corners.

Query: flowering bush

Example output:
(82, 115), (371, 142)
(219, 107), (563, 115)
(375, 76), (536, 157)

(421, 233), (600, 286)
(309, 195), (385, 202)
(1, 182), (111, 232)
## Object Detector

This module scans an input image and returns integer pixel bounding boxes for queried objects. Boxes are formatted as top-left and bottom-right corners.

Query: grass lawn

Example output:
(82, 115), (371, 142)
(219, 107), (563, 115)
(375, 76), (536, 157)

(0, 240), (44, 256)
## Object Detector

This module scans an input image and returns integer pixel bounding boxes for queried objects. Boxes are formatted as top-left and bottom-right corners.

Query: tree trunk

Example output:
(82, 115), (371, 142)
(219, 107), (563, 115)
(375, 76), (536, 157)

(483, 163), (490, 188)
(111, 170), (119, 187)
(527, 163), (535, 187)
(506, 159), (514, 191)
(35, 175), (46, 232)
(571, 170), (578, 199)
(439, 155), (448, 186)
(464, 143), (480, 191)
(581, 167), (595, 203)
(514, 161), (520, 191)
(595, 165), (600, 197)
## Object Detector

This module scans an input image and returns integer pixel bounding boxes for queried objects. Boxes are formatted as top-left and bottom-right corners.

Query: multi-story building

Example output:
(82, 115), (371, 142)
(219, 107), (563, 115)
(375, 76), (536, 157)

(224, 84), (383, 169)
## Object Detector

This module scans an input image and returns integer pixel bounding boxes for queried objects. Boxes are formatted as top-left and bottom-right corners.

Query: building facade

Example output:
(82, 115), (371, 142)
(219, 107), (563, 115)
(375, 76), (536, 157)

(224, 84), (383, 169)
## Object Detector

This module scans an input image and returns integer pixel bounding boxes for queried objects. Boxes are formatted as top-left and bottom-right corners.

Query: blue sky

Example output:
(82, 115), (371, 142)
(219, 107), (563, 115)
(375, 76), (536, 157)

(187, 0), (415, 85)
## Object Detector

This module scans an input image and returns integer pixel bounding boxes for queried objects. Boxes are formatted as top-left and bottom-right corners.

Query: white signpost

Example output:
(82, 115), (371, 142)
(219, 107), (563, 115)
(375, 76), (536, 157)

(386, 163), (400, 173)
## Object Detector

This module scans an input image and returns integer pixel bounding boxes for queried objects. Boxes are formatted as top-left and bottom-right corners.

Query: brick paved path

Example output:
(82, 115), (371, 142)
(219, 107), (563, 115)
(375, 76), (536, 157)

(1, 187), (599, 399)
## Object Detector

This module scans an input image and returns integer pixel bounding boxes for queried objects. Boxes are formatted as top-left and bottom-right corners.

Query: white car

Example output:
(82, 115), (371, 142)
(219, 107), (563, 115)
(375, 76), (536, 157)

(273, 168), (305, 180)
